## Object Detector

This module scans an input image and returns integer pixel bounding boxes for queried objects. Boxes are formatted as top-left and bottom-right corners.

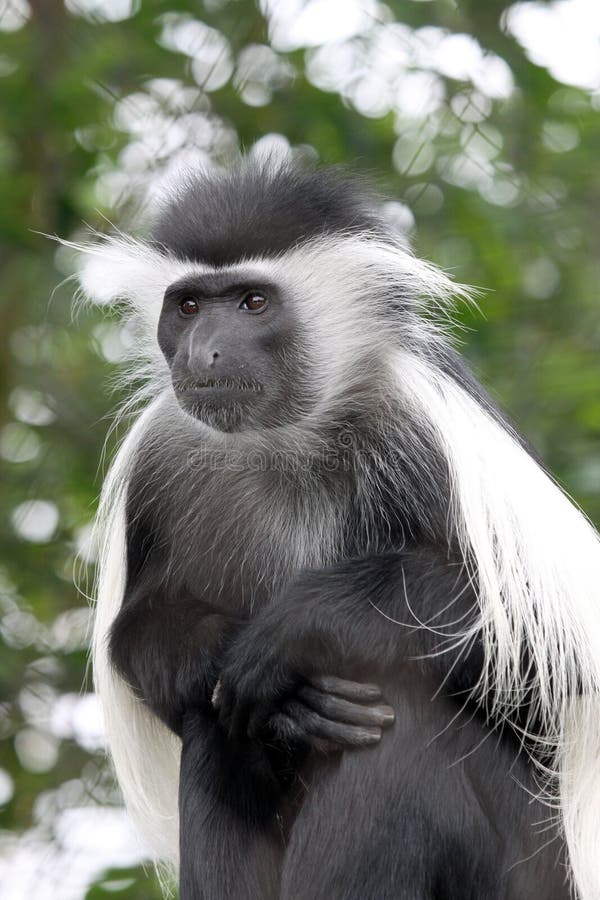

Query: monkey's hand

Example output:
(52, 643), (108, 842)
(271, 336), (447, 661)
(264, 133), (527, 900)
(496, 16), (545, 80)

(214, 547), (483, 750)
(215, 673), (393, 749)
(213, 606), (394, 750)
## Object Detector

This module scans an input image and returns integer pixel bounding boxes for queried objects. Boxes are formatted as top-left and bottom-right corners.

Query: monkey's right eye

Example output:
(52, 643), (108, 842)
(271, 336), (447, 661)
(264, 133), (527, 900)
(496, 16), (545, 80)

(179, 298), (199, 317)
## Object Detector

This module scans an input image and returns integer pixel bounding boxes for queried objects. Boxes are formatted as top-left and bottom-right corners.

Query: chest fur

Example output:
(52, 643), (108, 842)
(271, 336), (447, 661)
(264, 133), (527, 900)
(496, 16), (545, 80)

(128, 436), (356, 612)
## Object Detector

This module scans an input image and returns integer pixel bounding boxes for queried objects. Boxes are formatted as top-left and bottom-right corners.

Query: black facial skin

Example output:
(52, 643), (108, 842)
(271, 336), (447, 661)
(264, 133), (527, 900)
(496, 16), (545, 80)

(158, 270), (310, 433)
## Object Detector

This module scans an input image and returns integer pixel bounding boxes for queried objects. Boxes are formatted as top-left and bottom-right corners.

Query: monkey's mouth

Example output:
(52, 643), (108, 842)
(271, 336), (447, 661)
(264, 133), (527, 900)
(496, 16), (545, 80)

(174, 377), (263, 394)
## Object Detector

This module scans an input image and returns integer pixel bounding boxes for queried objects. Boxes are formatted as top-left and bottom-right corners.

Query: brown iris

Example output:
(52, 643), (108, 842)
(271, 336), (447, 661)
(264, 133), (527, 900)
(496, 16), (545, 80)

(240, 292), (268, 313)
(179, 297), (199, 316)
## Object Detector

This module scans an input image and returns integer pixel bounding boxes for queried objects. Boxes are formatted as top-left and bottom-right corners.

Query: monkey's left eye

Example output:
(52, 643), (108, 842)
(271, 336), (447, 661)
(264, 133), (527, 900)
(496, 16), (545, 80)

(179, 298), (199, 317)
(239, 292), (268, 313)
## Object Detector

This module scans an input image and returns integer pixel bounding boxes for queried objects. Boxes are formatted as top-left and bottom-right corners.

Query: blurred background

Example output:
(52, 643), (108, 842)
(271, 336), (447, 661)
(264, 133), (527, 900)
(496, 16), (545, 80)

(0, 0), (599, 897)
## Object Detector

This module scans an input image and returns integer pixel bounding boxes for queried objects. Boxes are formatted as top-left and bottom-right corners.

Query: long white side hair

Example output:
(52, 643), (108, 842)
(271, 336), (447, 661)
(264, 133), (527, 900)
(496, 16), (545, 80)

(92, 398), (181, 865)
(78, 231), (600, 898)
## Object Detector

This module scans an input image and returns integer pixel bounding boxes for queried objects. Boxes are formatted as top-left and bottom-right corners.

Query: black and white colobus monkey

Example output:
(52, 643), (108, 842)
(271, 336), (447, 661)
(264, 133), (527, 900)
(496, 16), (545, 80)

(73, 160), (600, 900)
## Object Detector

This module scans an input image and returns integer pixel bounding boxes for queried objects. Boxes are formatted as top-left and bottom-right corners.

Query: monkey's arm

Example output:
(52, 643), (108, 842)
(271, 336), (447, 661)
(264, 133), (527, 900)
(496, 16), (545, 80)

(109, 522), (396, 746)
(109, 582), (243, 735)
(108, 497), (251, 735)
(216, 546), (487, 741)
(110, 583), (395, 746)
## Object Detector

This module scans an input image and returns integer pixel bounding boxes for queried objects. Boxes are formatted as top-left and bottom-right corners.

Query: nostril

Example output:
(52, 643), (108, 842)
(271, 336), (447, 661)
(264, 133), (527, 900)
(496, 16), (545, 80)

(209, 351), (219, 368)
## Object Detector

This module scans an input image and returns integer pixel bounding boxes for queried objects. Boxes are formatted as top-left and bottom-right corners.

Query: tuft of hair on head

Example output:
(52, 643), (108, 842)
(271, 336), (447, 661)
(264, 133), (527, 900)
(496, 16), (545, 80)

(148, 155), (394, 266)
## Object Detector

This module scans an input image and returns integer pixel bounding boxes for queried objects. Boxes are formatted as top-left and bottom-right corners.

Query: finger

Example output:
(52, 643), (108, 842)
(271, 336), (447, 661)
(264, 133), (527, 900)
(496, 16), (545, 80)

(268, 712), (305, 743)
(308, 675), (383, 702)
(284, 700), (382, 747)
(297, 685), (395, 728)
(211, 679), (222, 709)
(268, 712), (338, 753)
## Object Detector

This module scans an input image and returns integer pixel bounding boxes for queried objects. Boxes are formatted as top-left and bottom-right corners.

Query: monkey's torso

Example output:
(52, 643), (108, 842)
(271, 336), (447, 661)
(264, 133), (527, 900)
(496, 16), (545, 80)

(110, 399), (569, 900)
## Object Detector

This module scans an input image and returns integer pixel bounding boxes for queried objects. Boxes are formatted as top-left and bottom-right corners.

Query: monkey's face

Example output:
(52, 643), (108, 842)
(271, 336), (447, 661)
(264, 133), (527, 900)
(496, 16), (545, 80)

(158, 269), (310, 432)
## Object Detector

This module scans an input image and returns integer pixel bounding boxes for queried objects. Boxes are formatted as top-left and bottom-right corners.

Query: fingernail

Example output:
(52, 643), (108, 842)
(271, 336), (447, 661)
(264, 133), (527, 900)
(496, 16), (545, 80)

(364, 685), (382, 698)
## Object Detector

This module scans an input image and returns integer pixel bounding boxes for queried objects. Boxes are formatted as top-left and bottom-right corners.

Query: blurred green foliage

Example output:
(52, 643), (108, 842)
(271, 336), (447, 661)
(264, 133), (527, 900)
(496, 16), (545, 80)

(0, 0), (598, 896)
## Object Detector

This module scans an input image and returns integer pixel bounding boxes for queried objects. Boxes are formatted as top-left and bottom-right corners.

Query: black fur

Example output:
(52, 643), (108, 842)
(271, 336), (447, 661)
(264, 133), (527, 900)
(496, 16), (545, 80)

(110, 414), (567, 899)
(151, 162), (388, 265)
(107, 163), (569, 899)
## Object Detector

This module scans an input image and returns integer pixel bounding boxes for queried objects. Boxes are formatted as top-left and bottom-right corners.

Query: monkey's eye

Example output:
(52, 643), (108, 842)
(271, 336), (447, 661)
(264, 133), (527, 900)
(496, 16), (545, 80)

(239, 292), (268, 313)
(179, 297), (199, 317)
